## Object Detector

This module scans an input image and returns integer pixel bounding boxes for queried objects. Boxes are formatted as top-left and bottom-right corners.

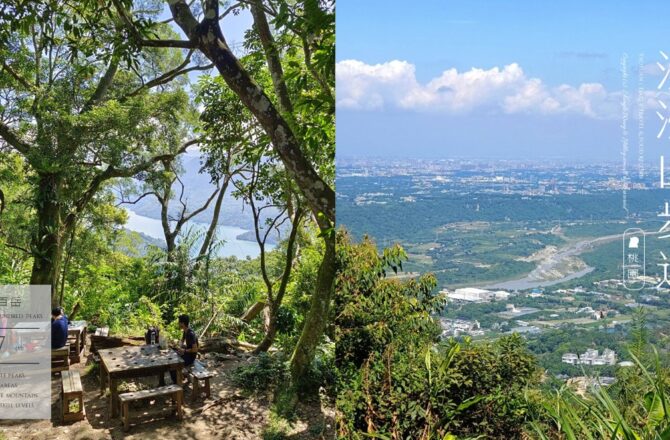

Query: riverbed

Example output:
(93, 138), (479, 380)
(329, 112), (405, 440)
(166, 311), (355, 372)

(481, 233), (622, 291)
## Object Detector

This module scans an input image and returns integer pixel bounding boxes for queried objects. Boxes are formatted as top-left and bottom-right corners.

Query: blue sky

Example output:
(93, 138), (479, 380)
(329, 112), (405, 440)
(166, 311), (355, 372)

(336, 0), (670, 162)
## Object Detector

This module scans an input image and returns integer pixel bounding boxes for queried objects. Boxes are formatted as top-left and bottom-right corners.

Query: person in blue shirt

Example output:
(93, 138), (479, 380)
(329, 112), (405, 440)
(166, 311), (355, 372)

(51, 307), (68, 349)
(58, 307), (69, 326)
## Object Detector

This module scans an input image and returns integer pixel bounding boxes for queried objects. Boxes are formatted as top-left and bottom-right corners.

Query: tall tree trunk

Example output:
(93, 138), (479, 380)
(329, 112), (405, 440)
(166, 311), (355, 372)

(252, 205), (302, 355)
(194, 176), (229, 269)
(254, 305), (279, 353)
(289, 231), (335, 384)
(57, 222), (77, 306)
(164, 233), (182, 293)
(159, 190), (180, 286)
(30, 173), (64, 303)
(168, 1), (335, 223)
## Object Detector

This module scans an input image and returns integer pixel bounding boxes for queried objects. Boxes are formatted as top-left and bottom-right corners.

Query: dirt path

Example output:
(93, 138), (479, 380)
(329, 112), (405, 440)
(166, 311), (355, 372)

(0, 349), (334, 440)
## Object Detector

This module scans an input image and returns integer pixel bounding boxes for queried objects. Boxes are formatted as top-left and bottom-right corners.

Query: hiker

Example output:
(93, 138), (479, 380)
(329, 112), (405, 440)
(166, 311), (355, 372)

(170, 314), (199, 384)
(51, 307), (68, 349)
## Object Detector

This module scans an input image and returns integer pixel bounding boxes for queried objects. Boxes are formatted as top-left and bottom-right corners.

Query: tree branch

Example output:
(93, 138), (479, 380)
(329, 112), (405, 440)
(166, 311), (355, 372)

(301, 37), (334, 110)
(250, 0), (294, 117)
(112, 0), (196, 49)
(2, 239), (31, 255)
(175, 174), (187, 222)
(181, 184), (220, 224)
(139, 38), (196, 49)
(126, 49), (213, 97)
(81, 57), (119, 112)
(115, 190), (157, 207)
(1, 61), (36, 92)
(0, 121), (32, 155)
(274, 201), (303, 306)
(64, 137), (200, 231)
(167, 0), (200, 39)
(219, 2), (242, 20)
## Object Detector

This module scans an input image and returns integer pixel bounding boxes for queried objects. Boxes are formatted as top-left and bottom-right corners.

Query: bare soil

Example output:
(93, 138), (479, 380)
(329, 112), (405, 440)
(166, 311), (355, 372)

(0, 347), (334, 440)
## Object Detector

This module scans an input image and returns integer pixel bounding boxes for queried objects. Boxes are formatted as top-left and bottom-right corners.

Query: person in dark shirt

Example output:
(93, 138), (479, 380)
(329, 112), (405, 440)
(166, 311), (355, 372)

(51, 307), (68, 349)
(170, 314), (199, 384)
(59, 307), (69, 326)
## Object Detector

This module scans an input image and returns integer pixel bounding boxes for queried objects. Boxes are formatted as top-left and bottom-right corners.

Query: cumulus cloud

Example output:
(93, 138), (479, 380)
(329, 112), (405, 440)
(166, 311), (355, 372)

(336, 59), (620, 118)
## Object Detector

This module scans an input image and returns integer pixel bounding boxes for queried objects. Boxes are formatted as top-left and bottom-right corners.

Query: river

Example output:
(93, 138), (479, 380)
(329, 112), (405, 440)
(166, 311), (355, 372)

(480, 233), (622, 291)
(124, 210), (271, 259)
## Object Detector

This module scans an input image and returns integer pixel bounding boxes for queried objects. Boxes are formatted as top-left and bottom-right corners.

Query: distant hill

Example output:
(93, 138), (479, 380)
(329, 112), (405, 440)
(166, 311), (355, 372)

(115, 229), (166, 257)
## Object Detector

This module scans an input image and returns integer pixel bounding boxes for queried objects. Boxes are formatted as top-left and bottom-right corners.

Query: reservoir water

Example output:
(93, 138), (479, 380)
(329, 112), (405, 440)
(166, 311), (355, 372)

(124, 210), (271, 259)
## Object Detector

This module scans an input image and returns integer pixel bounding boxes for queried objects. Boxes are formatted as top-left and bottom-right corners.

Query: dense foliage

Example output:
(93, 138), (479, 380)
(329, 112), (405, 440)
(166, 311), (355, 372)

(335, 232), (540, 439)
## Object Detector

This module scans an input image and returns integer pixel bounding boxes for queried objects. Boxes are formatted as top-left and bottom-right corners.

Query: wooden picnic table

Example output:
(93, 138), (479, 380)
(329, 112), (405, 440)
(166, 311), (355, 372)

(98, 344), (183, 418)
(67, 320), (87, 364)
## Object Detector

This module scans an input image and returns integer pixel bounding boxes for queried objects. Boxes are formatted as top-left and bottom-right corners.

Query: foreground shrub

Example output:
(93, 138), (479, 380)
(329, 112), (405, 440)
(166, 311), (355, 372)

(335, 232), (540, 439)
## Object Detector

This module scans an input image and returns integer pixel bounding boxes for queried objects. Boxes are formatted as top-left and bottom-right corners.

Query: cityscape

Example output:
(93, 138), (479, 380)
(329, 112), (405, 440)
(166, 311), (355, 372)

(338, 156), (670, 383)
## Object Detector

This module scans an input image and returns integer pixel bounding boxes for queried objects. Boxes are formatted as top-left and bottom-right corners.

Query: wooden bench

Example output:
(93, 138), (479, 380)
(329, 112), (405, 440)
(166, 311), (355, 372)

(52, 344), (70, 374)
(185, 360), (213, 401)
(61, 370), (86, 423)
(118, 385), (183, 431)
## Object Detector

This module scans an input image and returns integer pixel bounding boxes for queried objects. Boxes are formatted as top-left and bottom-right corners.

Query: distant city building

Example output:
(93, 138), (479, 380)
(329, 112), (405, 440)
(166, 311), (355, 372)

(509, 325), (541, 335)
(493, 290), (511, 300)
(444, 287), (511, 303)
(439, 318), (484, 338)
(500, 304), (540, 318)
(562, 353), (579, 364)
(562, 349), (617, 366)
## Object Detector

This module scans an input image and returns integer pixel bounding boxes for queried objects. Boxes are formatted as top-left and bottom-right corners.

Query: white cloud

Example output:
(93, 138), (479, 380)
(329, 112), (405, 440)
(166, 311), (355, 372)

(336, 59), (621, 118)
(335, 60), (419, 111)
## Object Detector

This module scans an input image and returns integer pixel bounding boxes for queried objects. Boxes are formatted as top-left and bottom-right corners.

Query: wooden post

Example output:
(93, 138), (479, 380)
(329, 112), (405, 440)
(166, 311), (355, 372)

(176, 388), (184, 420)
(99, 363), (106, 395)
(204, 377), (211, 398)
(191, 372), (199, 402)
(110, 377), (119, 418)
(122, 401), (130, 431)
